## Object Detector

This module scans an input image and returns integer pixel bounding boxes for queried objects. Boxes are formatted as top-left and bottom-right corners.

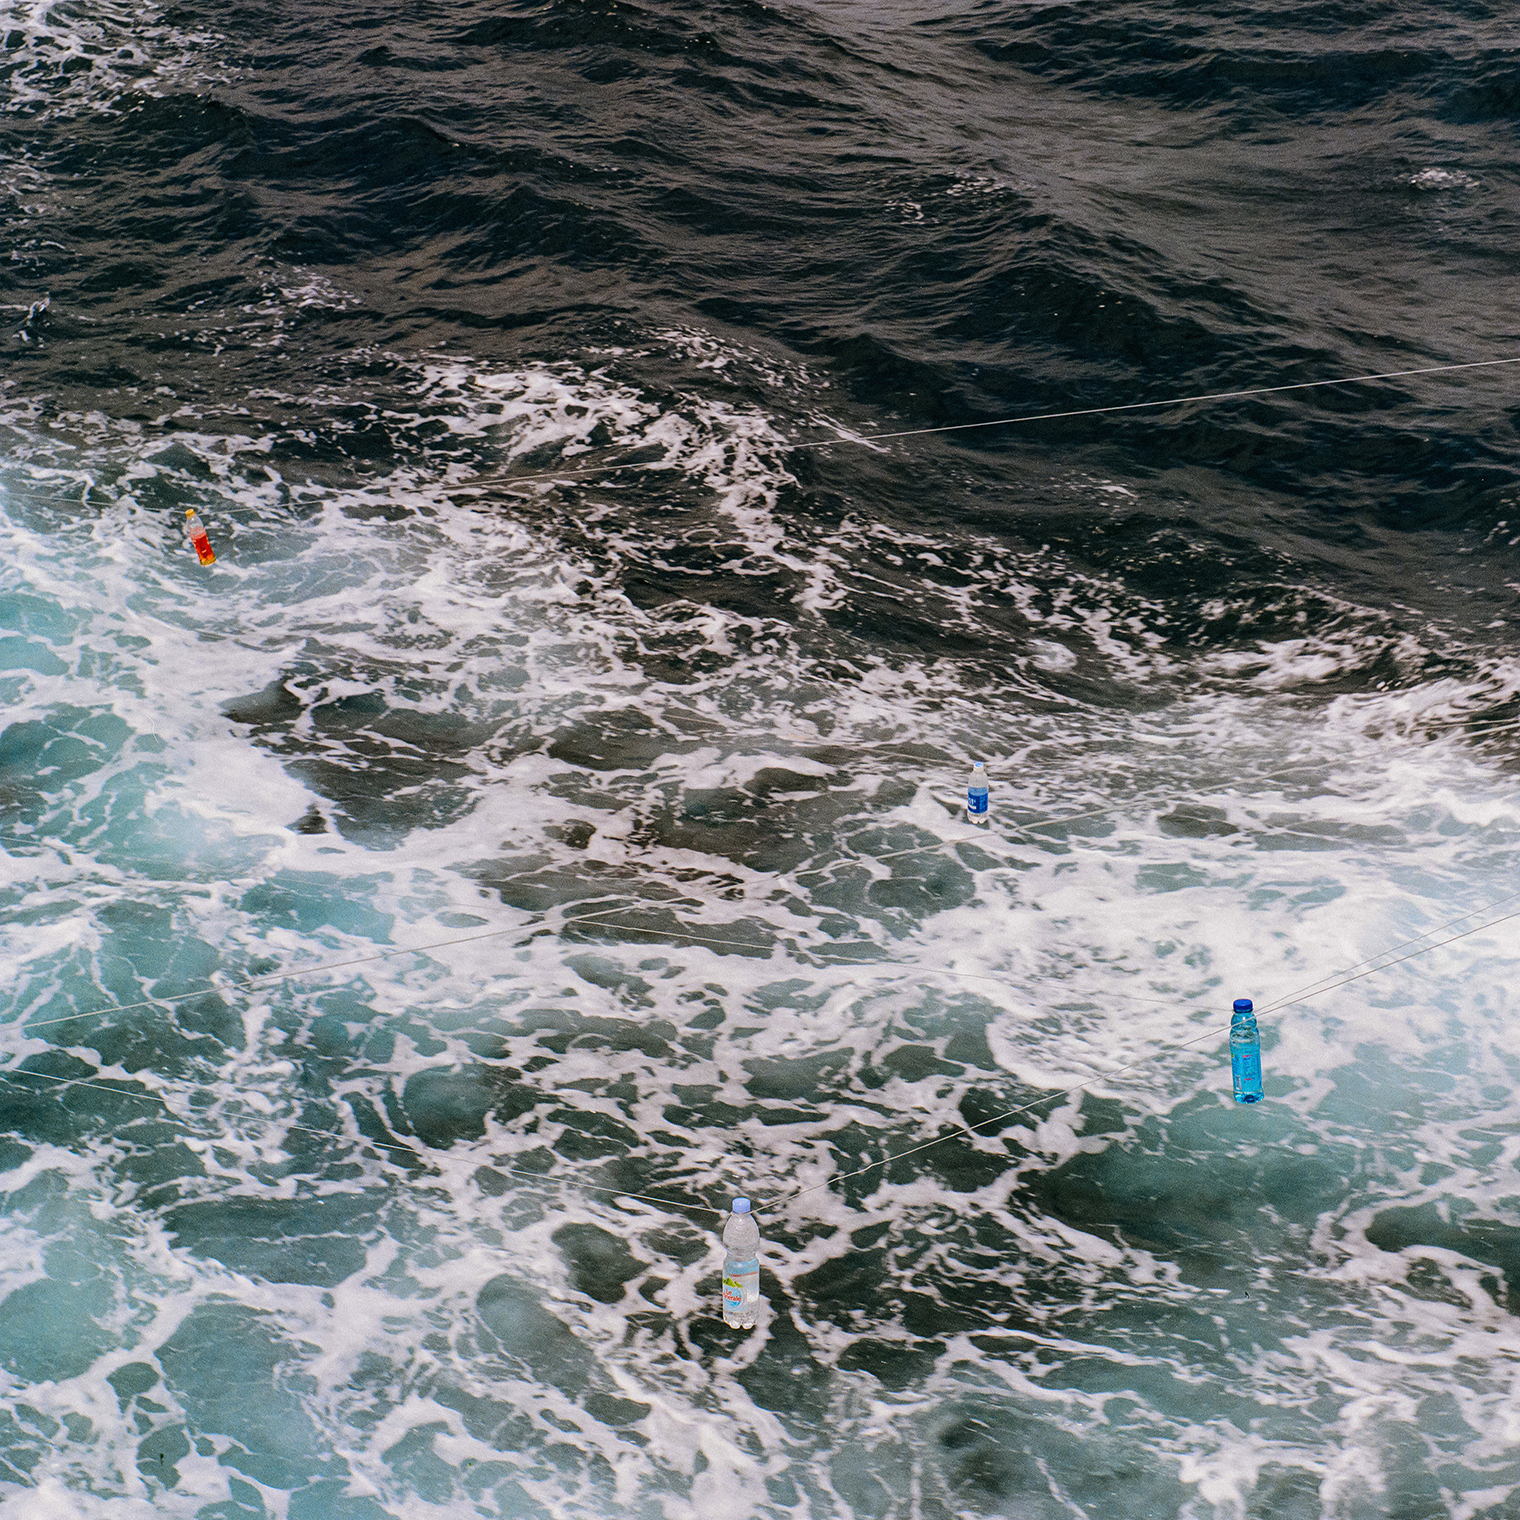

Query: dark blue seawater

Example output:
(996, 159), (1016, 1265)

(1, 1), (1519, 1516)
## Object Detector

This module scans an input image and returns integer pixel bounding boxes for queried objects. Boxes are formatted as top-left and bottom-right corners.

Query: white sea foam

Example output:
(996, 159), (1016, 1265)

(0, 0), (224, 119)
(0, 333), (1517, 1516)
(1409, 168), (1480, 192)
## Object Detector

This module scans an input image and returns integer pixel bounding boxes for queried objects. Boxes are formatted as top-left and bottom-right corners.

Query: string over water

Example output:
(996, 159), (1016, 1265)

(785, 356), (1520, 450)
(0, 1065), (728, 1218)
(0, 747), (1383, 1041)
(3, 880), (1516, 1226)
(452, 355), (1520, 493)
(4, 901), (648, 1039)
(2, 703), (1515, 1226)
(754, 898), (1520, 1216)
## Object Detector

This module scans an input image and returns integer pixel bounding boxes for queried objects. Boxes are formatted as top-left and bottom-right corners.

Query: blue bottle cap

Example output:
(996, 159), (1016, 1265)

(1233, 998), (1253, 1014)
(732, 1197), (751, 1214)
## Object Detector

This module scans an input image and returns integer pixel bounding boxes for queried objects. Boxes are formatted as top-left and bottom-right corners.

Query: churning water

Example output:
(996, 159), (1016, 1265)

(1, 1), (1519, 1515)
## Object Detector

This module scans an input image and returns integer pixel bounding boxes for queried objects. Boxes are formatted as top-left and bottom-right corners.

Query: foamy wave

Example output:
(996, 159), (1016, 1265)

(0, 0), (223, 119)
(1, 339), (1519, 1515)
(1409, 168), (1479, 191)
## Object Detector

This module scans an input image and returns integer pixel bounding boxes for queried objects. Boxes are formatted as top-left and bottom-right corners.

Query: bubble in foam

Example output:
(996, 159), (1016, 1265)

(0, 0), (225, 121)
(1409, 168), (1479, 191)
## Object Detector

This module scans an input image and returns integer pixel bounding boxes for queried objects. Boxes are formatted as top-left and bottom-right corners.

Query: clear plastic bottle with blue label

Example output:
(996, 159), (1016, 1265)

(721, 1197), (761, 1328)
(967, 761), (989, 821)
(1230, 998), (1263, 1104)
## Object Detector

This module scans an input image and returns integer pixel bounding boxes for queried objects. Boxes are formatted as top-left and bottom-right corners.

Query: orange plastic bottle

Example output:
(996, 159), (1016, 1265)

(184, 509), (215, 566)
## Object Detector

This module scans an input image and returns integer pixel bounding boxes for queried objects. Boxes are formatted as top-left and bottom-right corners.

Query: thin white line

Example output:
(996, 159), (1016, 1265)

(1, 750), (1332, 1038)
(8, 902), (644, 1037)
(756, 901), (1520, 1215)
(787, 357), (1520, 449)
(3, 731), (1516, 1224)
(3, 895), (1514, 1225)
(1259, 904), (1520, 1017)
(566, 914), (1184, 1006)
(1257, 887), (1520, 1012)
(450, 356), (1520, 491)
(852, 757), (1332, 866)
(0, 1067), (727, 1217)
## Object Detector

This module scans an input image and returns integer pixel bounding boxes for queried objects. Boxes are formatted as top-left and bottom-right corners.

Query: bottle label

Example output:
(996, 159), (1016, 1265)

(968, 790), (988, 815)
(723, 1265), (758, 1319)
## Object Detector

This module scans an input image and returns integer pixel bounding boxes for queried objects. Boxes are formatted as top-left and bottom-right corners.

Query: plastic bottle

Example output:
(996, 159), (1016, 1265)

(184, 509), (215, 566)
(967, 761), (989, 820)
(1230, 997), (1263, 1104)
(721, 1197), (761, 1328)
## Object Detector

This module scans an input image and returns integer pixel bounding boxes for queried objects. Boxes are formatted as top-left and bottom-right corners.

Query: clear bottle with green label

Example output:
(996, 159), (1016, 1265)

(721, 1197), (761, 1327)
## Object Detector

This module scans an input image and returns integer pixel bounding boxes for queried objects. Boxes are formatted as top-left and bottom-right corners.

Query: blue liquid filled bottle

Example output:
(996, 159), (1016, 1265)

(1230, 997), (1263, 1104)
(967, 761), (989, 820)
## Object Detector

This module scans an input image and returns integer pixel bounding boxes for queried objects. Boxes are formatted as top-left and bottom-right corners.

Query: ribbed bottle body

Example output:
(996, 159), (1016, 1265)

(1230, 999), (1263, 1104)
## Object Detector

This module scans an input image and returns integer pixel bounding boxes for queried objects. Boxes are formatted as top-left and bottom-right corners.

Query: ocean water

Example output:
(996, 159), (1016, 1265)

(1, 0), (1519, 1515)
